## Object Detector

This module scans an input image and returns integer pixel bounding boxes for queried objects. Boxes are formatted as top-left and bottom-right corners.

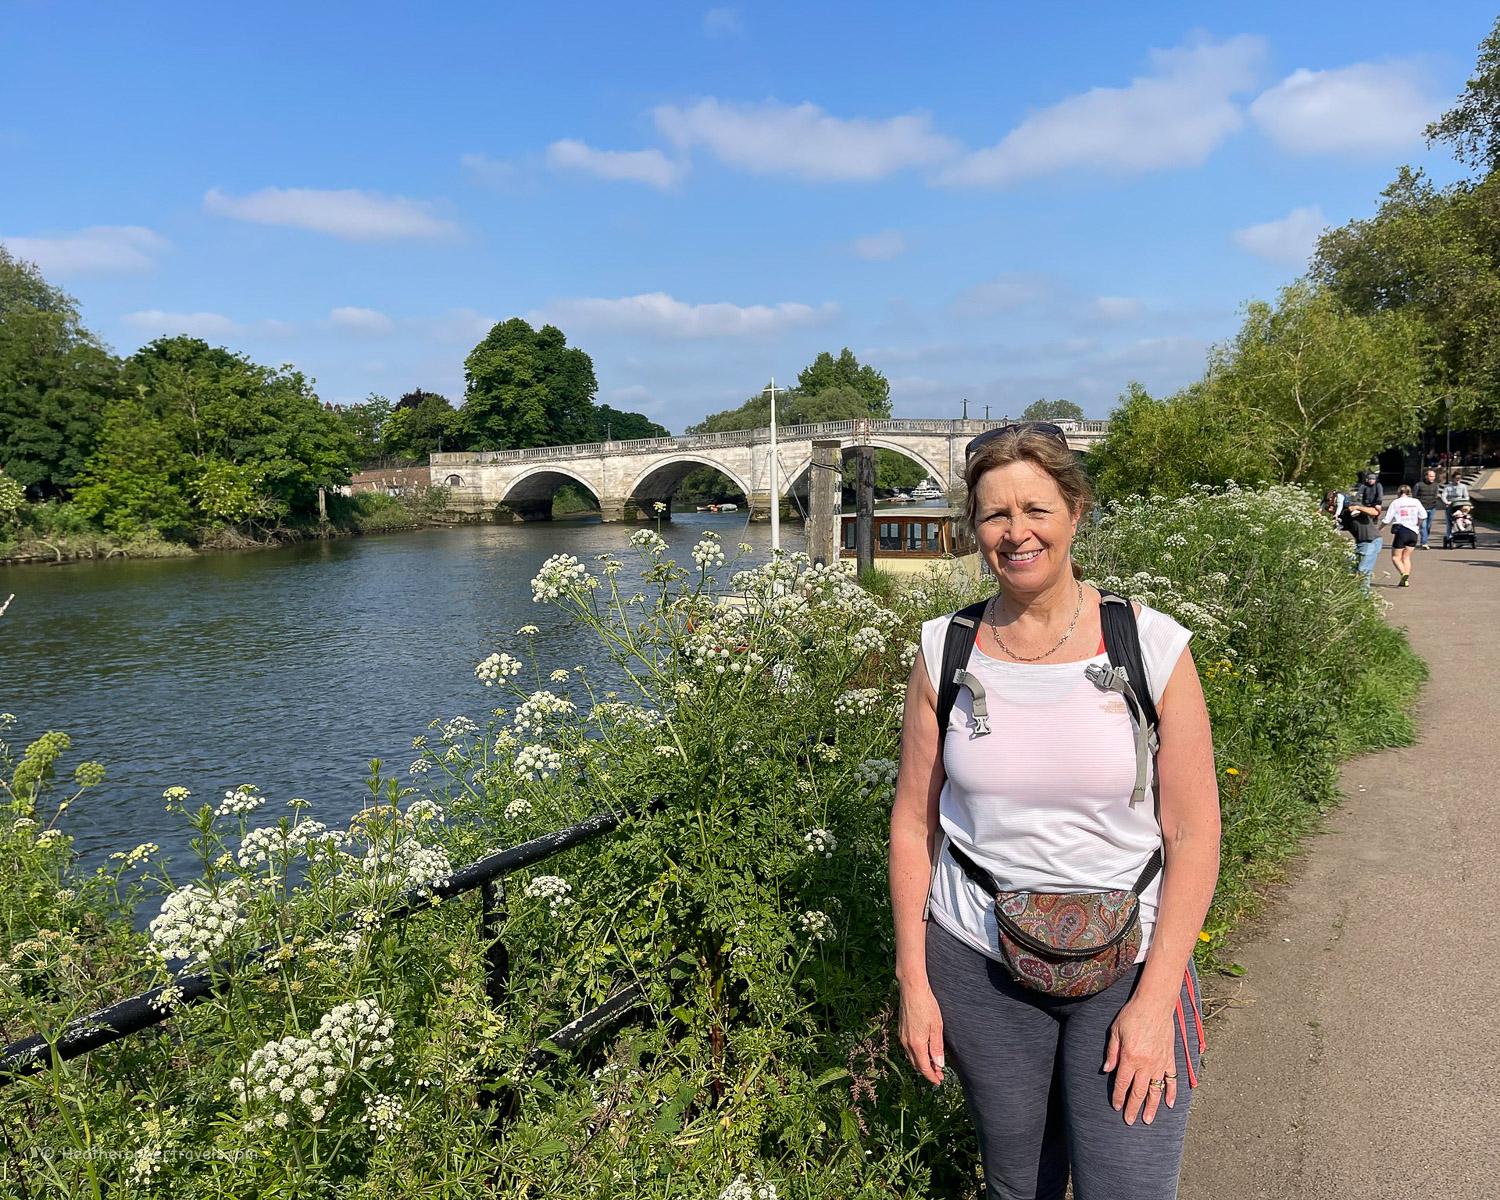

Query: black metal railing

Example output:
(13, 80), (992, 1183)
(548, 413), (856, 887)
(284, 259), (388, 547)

(0, 806), (643, 1088)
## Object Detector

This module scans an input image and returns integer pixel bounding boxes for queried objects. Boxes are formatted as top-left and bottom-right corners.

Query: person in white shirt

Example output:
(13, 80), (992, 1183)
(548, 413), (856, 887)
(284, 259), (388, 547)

(1381, 485), (1427, 588)
(890, 423), (1221, 1199)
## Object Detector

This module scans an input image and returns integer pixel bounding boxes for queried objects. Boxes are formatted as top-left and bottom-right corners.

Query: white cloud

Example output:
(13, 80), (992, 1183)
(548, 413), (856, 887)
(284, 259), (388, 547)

(938, 34), (1265, 187)
(702, 7), (744, 38)
(123, 310), (242, 338)
(948, 274), (1052, 318)
(653, 98), (957, 181)
(1, 226), (167, 276)
(1090, 296), (1145, 322)
(422, 307), (498, 344)
(544, 139), (687, 188)
(122, 310), (295, 340)
(533, 292), (839, 339)
(203, 186), (458, 241)
(850, 229), (909, 260)
(328, 306), (394, 334)
(1231, 205), (1327, 265)
(1249, 61), (1440, 156)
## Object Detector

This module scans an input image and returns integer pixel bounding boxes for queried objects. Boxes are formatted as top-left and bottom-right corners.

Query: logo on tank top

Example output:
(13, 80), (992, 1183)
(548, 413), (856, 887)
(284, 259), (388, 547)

(1100, 697), (1128, 715)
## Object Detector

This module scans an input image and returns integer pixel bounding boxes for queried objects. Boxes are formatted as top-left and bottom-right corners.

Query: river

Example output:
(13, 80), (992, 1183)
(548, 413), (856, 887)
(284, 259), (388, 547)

(0, 515), (802, 872)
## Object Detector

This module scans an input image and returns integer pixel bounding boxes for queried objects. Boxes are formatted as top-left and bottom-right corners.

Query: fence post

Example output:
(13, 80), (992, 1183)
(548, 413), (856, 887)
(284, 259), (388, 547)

(480, 878), (509, 1008)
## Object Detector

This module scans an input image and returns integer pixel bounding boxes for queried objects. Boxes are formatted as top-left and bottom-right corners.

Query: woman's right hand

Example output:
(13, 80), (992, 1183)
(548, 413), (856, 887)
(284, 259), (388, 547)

(899, 978), (946, 1085)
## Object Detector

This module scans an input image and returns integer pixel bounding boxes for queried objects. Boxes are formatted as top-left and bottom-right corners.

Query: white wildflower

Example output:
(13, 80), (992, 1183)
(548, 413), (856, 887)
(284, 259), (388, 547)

(215, 787), (264, 818)
(799, 910), (834, 942)
(149, 885), (245, 964)
(802, 829), (838, 858)
(531, 553), (589, 602)
(503, 798), (532, 819)
(514, 743), (563, 782)
(475, 652), (523, 686)
(524, 874), (574, 915)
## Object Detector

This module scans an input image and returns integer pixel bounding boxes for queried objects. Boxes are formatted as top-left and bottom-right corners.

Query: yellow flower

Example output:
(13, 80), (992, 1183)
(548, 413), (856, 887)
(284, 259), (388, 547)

(1198, 931), (1212, 943)
(1225, 767), (1239, 776)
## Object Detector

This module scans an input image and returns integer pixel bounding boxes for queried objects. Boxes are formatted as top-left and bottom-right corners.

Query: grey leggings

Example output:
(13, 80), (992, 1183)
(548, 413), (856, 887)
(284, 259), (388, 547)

(926, 921), (1204, 1200)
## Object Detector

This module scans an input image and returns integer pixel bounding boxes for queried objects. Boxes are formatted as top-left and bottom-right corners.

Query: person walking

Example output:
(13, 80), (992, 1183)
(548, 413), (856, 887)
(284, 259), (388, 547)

(1336, 480), (1384, 592)
(1413, 468), (1442, 549)
(1443, 472), (1473, 545)
(890, 423), (1221, 1200)
(1382, 485), (1426, 587)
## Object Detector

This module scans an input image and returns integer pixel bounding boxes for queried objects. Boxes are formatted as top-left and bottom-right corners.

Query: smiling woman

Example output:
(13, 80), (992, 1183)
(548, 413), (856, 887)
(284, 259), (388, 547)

(890, 424), (1223, 1200)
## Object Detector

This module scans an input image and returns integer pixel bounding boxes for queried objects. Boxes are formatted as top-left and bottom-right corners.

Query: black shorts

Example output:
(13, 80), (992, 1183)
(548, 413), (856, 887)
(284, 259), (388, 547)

(1392, 525), (1418, 549)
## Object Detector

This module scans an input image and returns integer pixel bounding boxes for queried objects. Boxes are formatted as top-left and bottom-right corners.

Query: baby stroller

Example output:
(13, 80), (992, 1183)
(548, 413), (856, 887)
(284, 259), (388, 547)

(1443, 504), (1477, 550)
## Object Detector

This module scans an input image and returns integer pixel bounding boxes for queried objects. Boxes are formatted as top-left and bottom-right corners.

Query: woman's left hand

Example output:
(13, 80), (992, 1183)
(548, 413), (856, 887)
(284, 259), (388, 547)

(1103, 996), (1178, 1125)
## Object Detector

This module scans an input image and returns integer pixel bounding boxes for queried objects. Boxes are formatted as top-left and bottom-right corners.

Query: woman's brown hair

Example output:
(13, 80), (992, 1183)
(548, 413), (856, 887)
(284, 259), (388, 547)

(963, 426), (1094, 531)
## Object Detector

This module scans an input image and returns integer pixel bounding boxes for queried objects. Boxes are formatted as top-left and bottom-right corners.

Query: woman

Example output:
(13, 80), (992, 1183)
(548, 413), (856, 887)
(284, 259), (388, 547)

(889, 425), (1221, 1200)
(1381, 485), (1426, 587)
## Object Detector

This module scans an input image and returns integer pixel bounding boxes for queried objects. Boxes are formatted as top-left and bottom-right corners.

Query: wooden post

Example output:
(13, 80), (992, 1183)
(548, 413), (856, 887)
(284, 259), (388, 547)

(808, 439), (841, 567)
(317, 486), (327, 523)
(855, 445), (875, 578)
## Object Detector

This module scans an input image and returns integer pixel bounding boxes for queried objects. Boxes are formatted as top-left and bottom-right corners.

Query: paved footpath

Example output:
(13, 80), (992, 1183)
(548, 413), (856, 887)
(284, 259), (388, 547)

(1178, 535), (1500, 1199)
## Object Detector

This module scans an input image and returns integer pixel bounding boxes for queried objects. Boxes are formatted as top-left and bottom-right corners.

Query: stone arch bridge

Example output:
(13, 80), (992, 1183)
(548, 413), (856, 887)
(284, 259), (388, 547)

(429, 418), (1109, 521)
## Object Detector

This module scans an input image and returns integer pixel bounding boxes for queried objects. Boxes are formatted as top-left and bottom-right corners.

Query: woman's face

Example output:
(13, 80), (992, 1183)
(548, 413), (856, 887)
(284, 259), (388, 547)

(972, 459), (1079, 595)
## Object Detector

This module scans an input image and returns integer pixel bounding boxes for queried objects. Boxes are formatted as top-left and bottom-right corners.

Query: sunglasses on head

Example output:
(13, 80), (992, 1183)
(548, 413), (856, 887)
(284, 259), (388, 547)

(965, 421), (1069, 459)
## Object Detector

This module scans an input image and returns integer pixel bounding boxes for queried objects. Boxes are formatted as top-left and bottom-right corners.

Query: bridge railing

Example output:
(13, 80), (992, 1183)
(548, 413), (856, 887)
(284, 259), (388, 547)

(431, 418), (1110, 468)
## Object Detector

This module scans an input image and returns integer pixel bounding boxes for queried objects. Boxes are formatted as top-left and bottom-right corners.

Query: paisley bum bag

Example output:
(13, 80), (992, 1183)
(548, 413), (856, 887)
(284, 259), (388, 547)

(947, 842), (1161, 998)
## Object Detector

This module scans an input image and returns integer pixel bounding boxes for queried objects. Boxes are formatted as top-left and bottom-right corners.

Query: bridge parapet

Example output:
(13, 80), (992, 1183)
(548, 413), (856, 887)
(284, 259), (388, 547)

(431, 417), (1108, 468)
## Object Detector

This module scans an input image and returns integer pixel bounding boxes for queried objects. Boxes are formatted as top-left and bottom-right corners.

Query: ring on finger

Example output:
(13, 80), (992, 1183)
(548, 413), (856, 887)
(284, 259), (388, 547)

(1147, 1078), (1165, 1090)
(1163, 1073), (1177, 1082)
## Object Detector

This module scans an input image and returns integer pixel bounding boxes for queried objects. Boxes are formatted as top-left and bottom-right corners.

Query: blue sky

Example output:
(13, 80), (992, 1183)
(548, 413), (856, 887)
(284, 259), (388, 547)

(1, 1), (1492, 430)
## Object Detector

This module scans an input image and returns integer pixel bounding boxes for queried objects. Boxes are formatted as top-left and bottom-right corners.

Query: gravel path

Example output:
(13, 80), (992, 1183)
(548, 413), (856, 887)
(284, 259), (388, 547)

(1178, 535), (1500, 1199)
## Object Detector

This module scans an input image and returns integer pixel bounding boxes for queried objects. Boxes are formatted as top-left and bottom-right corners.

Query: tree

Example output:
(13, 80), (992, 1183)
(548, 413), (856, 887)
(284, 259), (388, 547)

(1426, 16), (1500, 173)
(593, 404), (668, 441)
(337, 394), (392, 468)
(1021, 398), (1085, 422)
(796, 349), (891, 417)
(460, 319), (598, 449)
(1089, 284), (1429, 499)
(383, 390), (459, 460)
(75, 337), (354, 534)
(0, 248), (120, 494)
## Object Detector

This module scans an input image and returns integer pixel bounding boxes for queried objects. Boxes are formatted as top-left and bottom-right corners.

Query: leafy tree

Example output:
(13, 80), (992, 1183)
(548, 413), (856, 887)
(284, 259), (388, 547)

(337, 394), (392, 468)
(796, 349), (891, 417)
(1426, 16), (1500, 173)
(383, 390), (459, 460)
(593, 404), (668, 441)
(0, 248), (120, 494)
(1021, 397), (1085, 422)
(75, 337), (354, 535)
(0, 471), (25, 527)
(460, 319), (598, 449)
(1314, 167), (1500, 427)
(1090, 284), (1428, 499)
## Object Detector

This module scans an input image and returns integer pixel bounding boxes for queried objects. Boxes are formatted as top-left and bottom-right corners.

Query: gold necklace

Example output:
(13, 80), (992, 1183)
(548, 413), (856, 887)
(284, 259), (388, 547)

(986, 582), (1084, 663)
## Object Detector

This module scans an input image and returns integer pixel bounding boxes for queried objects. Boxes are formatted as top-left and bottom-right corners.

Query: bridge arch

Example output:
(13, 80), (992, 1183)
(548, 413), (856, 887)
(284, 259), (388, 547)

(625, 455), (754, 506)
(499, 464), (603, 521)
(783, 439), (950, 499)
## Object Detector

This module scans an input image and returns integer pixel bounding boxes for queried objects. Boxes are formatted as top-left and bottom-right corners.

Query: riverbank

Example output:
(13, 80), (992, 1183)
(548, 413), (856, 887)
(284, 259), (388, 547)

(1180, 534), (1497, 1198)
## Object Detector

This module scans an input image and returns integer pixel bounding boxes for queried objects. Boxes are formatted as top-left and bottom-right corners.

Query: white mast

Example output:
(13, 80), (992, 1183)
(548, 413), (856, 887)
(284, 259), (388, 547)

(764, 377), (781, 552)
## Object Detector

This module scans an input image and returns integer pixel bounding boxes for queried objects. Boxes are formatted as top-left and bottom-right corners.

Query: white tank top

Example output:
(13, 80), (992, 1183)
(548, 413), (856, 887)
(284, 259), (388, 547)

(919, 604), (1191, 964)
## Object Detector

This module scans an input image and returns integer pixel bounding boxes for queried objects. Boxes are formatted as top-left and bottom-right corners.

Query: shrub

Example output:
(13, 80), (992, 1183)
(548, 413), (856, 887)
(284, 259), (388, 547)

(0, 486), (1423, 1196)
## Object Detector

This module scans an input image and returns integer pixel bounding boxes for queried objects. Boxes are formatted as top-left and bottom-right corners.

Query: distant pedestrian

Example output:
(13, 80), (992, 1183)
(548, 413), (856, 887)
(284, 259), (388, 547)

(1382, 485), (1426, 588)
(1443, 472), (1472, 543)
(1413, 469), (1442, 549)
(1326, 484), (1382, 591)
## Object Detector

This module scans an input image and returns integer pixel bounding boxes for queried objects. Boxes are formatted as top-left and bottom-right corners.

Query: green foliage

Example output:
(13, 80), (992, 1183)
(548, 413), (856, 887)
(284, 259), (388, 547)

(1315, 167), (1500, 427)
(0, 486), (1426, 1196)
(1425, 16), (1500, 173)
(0, 472), (24, 526)
(74, 336), (355, 536)
(336, 394), (393, 468)
(1021, 397), (1085, 422)
(461, 318), (599, 449)
(0, 247), (120, 494)
(1091, 284), (1428, 499)
(796, 348), (892, 417)
(594, 404), (669, 441)
(382, 389), (459, 461)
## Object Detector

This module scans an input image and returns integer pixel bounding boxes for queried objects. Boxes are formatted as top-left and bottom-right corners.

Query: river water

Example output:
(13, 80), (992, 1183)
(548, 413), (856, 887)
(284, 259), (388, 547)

(0, 515), (801, 871)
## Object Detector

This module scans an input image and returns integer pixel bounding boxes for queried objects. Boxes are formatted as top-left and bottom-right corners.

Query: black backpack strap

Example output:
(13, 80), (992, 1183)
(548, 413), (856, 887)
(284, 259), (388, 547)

(934, 599), (989, 748)
(1098, 591), (1158, 734)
